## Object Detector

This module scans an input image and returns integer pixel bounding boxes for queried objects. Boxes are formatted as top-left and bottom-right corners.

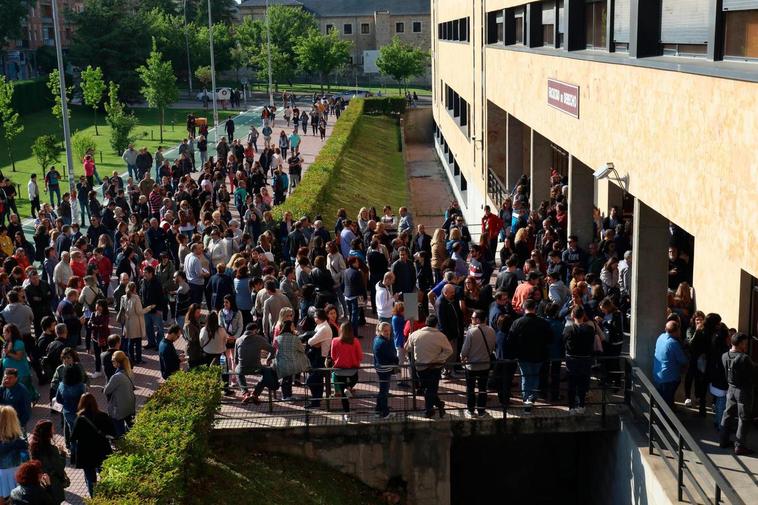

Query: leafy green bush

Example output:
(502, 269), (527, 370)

(72, 130), (97, 163)
(363, 97), (407, 115)
(90, 367), (222, 504)
(273, 98), (365, 220)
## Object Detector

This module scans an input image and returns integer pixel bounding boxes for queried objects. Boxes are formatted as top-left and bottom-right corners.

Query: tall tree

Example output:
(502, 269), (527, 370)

(137, 38), (178, 143)
(80, 66), (106, 135)
(295, 29), (352, 92)
(194, 66), (212, 90)
(184, 0), (236, 25)
(47, 69), (72, 121)
(376, 36), (429, 94)
(137, 0), (178, 16)
(0, 76), (23, 172)
(237, 6), (317, 87)
(0, 0), (28, 46)
(32, 135), (60, 175)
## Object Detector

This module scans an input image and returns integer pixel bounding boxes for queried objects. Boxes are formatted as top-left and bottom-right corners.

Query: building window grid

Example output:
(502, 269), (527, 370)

(437, 16), (471, 42)
(413, 21), (422, 33)
(723, 9), (758, 61)
(343, 23), (352, 35)
(361, 23), (370, 34)
(396, 22), (404, 33)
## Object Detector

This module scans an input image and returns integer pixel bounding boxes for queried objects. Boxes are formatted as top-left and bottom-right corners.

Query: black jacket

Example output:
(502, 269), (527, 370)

(411, 232), (432, 256)
(510, 313), (552, 362)
(435, 297), (463, 342)
(70, 411), (114, 468)
(139, 276), (166, 313)
(563, 322), (595, 358)
(343, 267), (366, 298)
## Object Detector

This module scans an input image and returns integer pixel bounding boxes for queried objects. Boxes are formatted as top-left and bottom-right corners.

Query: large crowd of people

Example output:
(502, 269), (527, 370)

(0, 90), (752, 502)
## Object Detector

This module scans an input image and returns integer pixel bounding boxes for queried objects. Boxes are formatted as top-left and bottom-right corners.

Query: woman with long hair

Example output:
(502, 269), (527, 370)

(54, 364), (85, 450)
(121, 282), (155, 365)
(0, 406), (28, 501)
(272, 320), (308, 401)
(330, 322), (363, 422)
(28, 420), (66, 504)
(103, 351), (135, 438)
(2, 324), (36, 402)
(200, 311), (232, 392)
(182, 303), (204, 369)
(70, 393), (114, 497)
(430, 228), (447, 285)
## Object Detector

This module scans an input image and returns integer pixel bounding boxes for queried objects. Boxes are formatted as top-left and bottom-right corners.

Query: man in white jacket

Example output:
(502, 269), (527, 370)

(375, 272), (396, 326)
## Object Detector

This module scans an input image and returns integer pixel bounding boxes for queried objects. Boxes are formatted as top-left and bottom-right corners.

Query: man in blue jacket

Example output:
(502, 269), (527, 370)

(159, 326), (184, 380)
(653, 320), (688, 407)
(0, 369), (31, 430)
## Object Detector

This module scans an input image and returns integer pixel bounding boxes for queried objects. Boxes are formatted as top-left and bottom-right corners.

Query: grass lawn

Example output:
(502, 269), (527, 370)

(189, 439), (384, 505)
(237, 82), (432, 97)
(317, 114), (408, 222)
(0, 105), (237, 218)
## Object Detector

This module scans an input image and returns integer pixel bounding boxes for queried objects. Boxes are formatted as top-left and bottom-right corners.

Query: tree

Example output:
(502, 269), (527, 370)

(105, 81), (138, 154)
(32, 135), (60, 175)
(376, 36), (429, 94)
(237, 6), (317, 88)
(184, 0), (236, 25)
(194, 65), (212, 89)
(0, 76), (23, 172)
(80, 66), (106, 135)
(47, 69), (72, 122)
(295, 29), (352, 92)
(72, 130), (97, 163)
(0, 0), (28, 47)
(137, 38), (179, 143)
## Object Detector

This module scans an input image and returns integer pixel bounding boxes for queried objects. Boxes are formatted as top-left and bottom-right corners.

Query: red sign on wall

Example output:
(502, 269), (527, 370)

(547, 79), (580, 118)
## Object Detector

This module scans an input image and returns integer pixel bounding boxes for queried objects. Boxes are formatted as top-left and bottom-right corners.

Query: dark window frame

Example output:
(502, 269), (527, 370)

(343, 23), (353, 35)
(396, 22), (405, 33)
(361, 23), (370, 34)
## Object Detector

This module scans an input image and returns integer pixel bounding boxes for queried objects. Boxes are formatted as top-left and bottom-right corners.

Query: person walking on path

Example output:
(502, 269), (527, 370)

(719, 332), (755, 455)
(460, 310), (496, 418)
(653, 320), (688, 407)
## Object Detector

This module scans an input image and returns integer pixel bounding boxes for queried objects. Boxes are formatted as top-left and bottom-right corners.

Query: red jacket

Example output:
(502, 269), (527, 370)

(481, 213), (503, 240)
(330, 337), (363, 369)
(83, 158), (95, 177)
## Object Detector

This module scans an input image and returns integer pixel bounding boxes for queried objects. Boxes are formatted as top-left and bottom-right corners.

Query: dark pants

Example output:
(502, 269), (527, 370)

(111, 415), (133, 438)
(418, 367), (443, 415)
(332, 372), (358, 412)
(281, 375), (293, 398)
(189, 283), (205, 306)
(684, 360), (708, 415)
(720, 388), (752, 449)
(83, 466), (98, 497)
(376, 371), (392, 415)
(240, 367), (277, 395)
(495, 361), (517, 406)
(465, 369), (489, 413)
(93, 341), (102, 372)
(307, 353), (326, 405)
(128, 338), (142, 364)
(655, 379), (680, 408)
(346, 297), (361, 337)
(539, 359), (562, 401)
(30, 196), (41, 217)
(566, 357), (592, 409)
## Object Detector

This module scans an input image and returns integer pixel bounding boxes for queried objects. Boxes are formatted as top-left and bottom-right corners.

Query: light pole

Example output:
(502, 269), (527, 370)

(184, 0), (193, 94)
(265, 0), (274, 106)
(207, 0), (218, 142)
(51, 0), (77, 224)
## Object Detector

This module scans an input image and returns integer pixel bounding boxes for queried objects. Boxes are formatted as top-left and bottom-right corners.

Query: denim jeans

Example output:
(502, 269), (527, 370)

(418, 367), (443, 415)
(126, 163), (137, 180)
(465, 369), (490, 413)
(144, 312), (165, 347)
(655, 380), (680, 408)
(519, 361), (543, 402)
(332, 372), (358, 412)
(238, 367), (278, 395)
(189, 283), (205, 306)
(346, 297), (360, 337)
(49, 186), (61, 207)
(82, 466), (98, 497)
(79, 199), (89, 226)
(376, 371), (392, 415)
(713, 394), (727, 430)
(566, 357), (592, 409)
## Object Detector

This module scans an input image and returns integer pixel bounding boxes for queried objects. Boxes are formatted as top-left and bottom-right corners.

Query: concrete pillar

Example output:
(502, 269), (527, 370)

(630, 198), (669, 376)
(567, 156), (595, 247)
(506, 113), (524, 193)
(487, 103), (508, 183)
(595, 179), (624, 218)
(530, 129), (551, 208)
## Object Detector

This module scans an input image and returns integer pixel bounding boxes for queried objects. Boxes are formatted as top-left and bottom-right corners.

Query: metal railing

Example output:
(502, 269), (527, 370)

(216, 356), (628, 427)
(487, 168), (508, 208)
(627, 365), (746, 505)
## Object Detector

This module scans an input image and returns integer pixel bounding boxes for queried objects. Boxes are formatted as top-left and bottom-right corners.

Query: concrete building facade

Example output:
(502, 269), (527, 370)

(431, 0), (758, 369)
(1, 0), (83, 80)
(239, 0), (430, 80)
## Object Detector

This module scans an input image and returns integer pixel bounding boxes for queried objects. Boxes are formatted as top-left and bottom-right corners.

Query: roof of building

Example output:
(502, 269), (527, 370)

(239, 0), (430, 16)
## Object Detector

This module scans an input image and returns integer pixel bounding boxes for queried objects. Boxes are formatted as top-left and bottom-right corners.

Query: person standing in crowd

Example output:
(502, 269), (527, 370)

(27, 174), (41, 218)
(460, 310), (496, 418)
(330, 322), (363, 422)
(653, 320), (688, 407)
(0, 406), (28, 501)
(70, 393), (115, 497)
(562, 306), (595, 414)
(28, 420), (66, 504)
(509, 299), (551, 413)
(436, 284), (463, 377)
(159, 325), (185, 380)
(405, 315), (452, 419)
(120, 282), (155, 365)
(373, 322), (399, 419)
(719, 332), (755, 455)
(103, 351), (135, 438)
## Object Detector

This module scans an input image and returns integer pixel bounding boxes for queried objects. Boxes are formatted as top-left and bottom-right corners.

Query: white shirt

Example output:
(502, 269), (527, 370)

(375, 282), (394, 319)
(200, 326), (229, 355)
(53, 261), (73, 294)
(308, 321), (332, 358)
(28, 180), (39, 199)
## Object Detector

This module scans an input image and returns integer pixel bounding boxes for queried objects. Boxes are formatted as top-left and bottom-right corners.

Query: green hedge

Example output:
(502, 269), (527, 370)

(10, 78), (53, 115)
(88, 367), (222, 505)
(273, 98), (365, 220)
(363, 97), (407, 115)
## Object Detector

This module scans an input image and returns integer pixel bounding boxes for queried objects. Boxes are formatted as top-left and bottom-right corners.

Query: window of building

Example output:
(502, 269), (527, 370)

(515, 8), (525, 44)
(613, 0), (630, 51)
(326, 24), (334, 33)
(343, 23), (352, 35)
(542, 1), (556, 46)
(396, 22), (405, 33)
(460, 18), (468, 41)
(438, 17), (470, 42)
(453, 19), (460, 40)
(585, 0), (607, 50)
(723, 8), (758, 60)
(557, 0), (565, 47)
(361, 23), (370, 34)
(487, 10), (504, 44)
(413, 21), (422, 33)
(660, 0), (708, 56)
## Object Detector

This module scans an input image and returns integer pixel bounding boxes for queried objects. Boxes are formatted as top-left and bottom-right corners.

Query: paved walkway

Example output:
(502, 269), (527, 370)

(25, 100), (336, 504)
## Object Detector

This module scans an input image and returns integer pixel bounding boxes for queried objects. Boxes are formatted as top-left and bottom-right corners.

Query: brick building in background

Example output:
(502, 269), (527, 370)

(1, 0), (83, 80)
(238, 0), (431, 85)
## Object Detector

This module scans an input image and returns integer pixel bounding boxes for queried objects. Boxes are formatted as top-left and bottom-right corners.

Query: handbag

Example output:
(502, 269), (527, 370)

(116, 297), (127, 325)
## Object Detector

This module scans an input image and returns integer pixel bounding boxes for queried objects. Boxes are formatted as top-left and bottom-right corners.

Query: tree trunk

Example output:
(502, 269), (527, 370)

(6, 145), (14, 172)
(159, 107), (164, 143)
(94, 108), (99, 136)
(320, 72), (325, 93)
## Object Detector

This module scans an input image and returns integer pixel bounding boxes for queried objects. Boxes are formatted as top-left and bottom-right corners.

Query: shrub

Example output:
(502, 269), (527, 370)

(72, 130), (97, 163)
(31, 135), (60, 174)
(363, 97), (407, 115)
(273, 98), (365, 220)
(90, 367), (222, 504)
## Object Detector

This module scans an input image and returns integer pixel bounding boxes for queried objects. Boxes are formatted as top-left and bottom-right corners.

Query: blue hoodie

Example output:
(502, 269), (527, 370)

(373, 335), (399, 374)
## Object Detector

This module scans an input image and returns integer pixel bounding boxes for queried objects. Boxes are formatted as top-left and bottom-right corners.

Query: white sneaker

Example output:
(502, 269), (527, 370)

(344, 388), (353, 398)
(464, 410), (476, 419)
(342, 414), (351, 422)
(524, 398), (534, 406)
(575, 407), (586, 415)
(684, 398), (692, 407)
(91, 372), (102, 379)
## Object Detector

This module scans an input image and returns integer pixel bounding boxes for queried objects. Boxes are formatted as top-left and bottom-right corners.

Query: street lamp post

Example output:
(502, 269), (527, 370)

(265, 0), (274, 106)
(51, 0), (77, 224)
(184, 0), (193, 94)
(207, 0), (219, 142)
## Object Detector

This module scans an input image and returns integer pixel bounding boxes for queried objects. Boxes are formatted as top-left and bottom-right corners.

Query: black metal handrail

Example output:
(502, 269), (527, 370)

(628, 366), (745, 505)
(487, 167), (508, 208)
